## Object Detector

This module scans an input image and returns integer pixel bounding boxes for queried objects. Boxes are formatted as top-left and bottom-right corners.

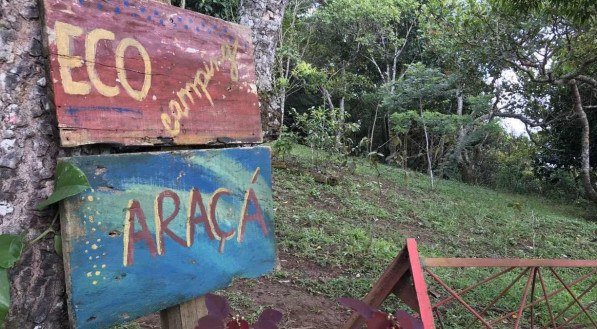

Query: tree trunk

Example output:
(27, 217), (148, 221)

(454, 86), (474, 182)
(456, 87), (464, 139)
(571, 80), (597, 203)
(239, 0), (288, 140)
(420, 99), (434, 188)
(336, 96), (345, 151)
(0, 0), (66, 327)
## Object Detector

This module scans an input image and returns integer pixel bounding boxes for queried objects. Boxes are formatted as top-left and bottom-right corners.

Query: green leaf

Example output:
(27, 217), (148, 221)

(0, 269), (9, 327)
(54, 235), (62, 257)
(0, 235), (22, 269)
(36, 162), (91, 210)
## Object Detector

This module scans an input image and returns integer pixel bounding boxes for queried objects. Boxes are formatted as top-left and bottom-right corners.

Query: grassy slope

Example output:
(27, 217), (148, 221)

(270, 144), (596, 326)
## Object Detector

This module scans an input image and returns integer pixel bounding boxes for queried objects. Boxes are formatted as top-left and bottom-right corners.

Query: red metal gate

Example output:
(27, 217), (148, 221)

(344, 239), (596, 328)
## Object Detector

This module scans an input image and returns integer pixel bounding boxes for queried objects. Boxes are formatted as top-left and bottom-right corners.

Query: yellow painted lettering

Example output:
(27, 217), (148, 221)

(161, 101), (182, 136)
(85, 28), (119, 97)
(115, 38), (151, 101)
(55, 21), (90, 95)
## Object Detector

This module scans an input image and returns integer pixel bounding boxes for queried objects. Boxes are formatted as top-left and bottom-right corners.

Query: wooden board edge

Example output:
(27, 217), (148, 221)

(60, 202), (79, 329)
(58, 129), (263, 147)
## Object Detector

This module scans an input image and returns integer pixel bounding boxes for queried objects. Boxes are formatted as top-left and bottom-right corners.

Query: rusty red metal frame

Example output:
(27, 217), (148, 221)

(343, 238), (596, 329)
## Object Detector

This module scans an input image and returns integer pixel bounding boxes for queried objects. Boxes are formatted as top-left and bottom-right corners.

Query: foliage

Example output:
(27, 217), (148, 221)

(337, 298), (423, 329)
(386, 62), (453, 109)
(493, 0), (597, 25)
(535, 84), (597, 171)
(195, 294), (282, 329)
(290, 106), (360, 160)
(391, 111), (468, 136)
(174, 0), (239, 22)
(276, 0), (596, 204)
(271, 126), (297, 161)
(0, 234), (23, 327)
(36, 162), (91, 210)
(0, 163), (89, 327)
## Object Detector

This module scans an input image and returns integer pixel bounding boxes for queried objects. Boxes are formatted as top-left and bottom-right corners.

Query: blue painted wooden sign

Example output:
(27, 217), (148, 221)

(59, 146), (275, 328)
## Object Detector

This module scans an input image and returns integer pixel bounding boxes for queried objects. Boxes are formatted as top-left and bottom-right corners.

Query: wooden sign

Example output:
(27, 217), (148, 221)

(41, 0), (262, 147)
(59, 146), (275, 328)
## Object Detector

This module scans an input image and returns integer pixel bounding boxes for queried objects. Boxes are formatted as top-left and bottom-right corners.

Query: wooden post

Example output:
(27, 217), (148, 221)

(161, 297), (208, 329)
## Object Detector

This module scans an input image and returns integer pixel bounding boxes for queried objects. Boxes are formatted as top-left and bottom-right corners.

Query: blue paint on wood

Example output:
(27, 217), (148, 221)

(60, 146), (275, 329)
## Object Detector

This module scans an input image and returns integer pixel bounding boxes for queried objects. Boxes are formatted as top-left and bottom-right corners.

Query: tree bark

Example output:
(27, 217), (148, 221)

(571, 80), (597, 203)
(0, 0), (66, 327)
(454, 86), (474, 182)
(420, 99), (434, 188)
(239, 0), (288, 140)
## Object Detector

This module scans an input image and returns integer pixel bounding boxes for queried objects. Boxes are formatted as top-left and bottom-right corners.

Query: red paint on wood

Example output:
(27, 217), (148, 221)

(125, 200), (158, 266)
(188, 188), (214, 244)
(41, 0), (262, 147)
(406, 238), (436, 329)
(238, 187), (268, 243)
(156, 190), (186, 253)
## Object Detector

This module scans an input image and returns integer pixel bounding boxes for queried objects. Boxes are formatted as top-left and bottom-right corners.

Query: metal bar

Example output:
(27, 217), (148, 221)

(552, 279), (597, 324)
(425, 268), (493, 328)
(432, 267), (515, 309)
(489, 270), (596, 325)
(557, 300), (596, 328)
(529, 268), (538, 328)
(537, 268), (557, 329)
(434, 308), (445, 329)
(548, 268), (597, 327)
(514, 267), (535, 329)
(423, 258), (597, 268)
(407, 239), (436, 329)
(465, 268), (530, 329)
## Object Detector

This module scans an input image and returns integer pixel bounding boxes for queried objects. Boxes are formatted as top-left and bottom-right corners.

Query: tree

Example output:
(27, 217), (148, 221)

(1, 0), (64, 326)
(488, 0), (597, 202)
(273, 0), (315, 129)
(385, 62), (454, 187)
(426, 0), (597, 202)
(239, 0), (289, 140)
(286, 0), (420, 152)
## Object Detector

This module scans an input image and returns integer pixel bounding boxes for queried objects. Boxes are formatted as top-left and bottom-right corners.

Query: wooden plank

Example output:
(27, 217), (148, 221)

(59, 146), (275, 328)
(406, 239), (435, 329)
(40, 0), (262, 147)
(160, 298), (207, 329)
(343, 244), (411, 329)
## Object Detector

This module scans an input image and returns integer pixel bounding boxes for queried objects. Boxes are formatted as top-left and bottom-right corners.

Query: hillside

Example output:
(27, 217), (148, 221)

(132, 144), (596, 328)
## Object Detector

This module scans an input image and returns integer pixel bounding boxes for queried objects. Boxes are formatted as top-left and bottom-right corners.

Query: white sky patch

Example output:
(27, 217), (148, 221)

(500, 118), (528, 137)
(489, 69), (545, 138)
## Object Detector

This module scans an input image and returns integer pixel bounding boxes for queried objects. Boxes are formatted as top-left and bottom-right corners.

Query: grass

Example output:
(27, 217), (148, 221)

(271, 144), (596, 327)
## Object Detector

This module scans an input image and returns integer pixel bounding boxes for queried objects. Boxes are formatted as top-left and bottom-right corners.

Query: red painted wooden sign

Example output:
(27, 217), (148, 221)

(41, 0), (262, 147)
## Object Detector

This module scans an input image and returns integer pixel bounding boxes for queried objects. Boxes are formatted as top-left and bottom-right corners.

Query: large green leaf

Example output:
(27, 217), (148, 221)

(0, 269), (9, 327)
(36, 162), (91, 210)
(0, 236), (22, 269)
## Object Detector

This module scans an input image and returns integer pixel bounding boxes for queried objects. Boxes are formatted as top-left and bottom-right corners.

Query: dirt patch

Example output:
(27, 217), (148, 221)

(231, 276), (350, 329)
(135, 251), (352, 329)
(136, 313), (160, 328)
(279, 250), (344, 278)
(136, 280), (350, 329)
